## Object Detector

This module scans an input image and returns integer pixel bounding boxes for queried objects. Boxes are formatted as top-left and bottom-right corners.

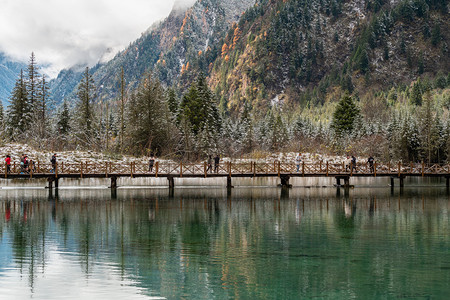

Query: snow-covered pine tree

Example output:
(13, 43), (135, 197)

(76, 67), (96, 146)
(239, 101), (254, 154)
(7, 70), (30, 138)
(34, 74), (52, 143)
(419, 91), (438, 163)
(386, 111), (401, 160)
(179, 84), (201, 134)
(405, 114), (421, 162)
(271, 111), (288, 151)
(178, 114), (195, 160)
(177, 74), (221, 157)
(125, 73), (176, 155)
(119, 66), (126, 152)
(57, 100), (71, 136)
(196, 73), (221, 136)
(167, 88), (179, 118)
(26, 52), (40, 111)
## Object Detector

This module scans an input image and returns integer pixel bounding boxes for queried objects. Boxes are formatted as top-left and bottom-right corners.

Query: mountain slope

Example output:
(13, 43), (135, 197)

(206, 0), (449, 113)
(0, 53), (27, 106)
(48, 0), (449, 115)
(50, 0), (256, 103)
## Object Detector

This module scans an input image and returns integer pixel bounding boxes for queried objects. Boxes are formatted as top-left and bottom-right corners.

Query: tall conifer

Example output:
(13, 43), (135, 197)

(7, 70), (30, 137)
(76, 67), (96, 141)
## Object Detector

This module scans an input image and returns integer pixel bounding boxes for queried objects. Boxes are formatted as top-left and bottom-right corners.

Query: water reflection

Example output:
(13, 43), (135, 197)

(0, 187), (449, 299)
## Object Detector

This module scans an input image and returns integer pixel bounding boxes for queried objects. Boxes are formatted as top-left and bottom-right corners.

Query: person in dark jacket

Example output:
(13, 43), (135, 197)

(149, 154), (155, 172)
(51, 153), (57, 173)
(214, 155), (220, 173)
(351, 155), (357, 172)
(368, 155), (374, 173)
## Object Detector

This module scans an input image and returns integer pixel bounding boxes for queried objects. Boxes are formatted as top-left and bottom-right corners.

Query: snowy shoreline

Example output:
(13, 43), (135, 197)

(0, 143), (357, 165)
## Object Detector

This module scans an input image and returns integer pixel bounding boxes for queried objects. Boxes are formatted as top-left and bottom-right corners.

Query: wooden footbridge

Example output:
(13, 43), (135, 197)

(2, 160), (450, 189)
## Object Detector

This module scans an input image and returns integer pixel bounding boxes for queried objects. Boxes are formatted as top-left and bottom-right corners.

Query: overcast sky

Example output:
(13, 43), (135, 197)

(0, 0), (195, 78)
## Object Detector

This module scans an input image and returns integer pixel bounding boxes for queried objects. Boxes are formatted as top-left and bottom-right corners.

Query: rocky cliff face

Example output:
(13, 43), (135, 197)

(50, 0), (255, 103)
(206, 0), (449, 113)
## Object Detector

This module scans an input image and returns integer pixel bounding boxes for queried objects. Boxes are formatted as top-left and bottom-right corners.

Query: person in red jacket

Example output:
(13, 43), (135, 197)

(5, 155), (11, 173)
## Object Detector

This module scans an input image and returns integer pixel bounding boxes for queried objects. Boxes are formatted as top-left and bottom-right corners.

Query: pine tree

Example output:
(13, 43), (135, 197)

(26, 52), (40, 110)
(270, 109), (288, 151)
(57, 100), (71, 136)
(419, 91), (437, 163)
(119, 67), (126, 152)
(239, 101), (254, 153)
(178, 74), (221, 138)
(34, 74), (51, 141)
(410, 80), (423, 105)
(431, 23), (441, 46)
(167, 88), (179, 117)
(125, 73), (176, 155)
(7, 70), (30, 137)
(76, 67), (96, 142)
(331, 93), (361, 137)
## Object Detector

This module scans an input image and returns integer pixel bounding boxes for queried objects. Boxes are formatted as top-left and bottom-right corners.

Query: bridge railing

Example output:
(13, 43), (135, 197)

(1, 161), (450, 177)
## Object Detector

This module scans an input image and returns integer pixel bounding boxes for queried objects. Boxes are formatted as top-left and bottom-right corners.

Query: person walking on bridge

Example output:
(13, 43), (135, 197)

(5, 155), (11, 173)
(149, 153), (155, 172)
(51, 153), (57, 173)
(214, 154), (220, 173)
(295, 153), (302, 172)
(351, 155), (357, 173)
(368, 155), (374, 173)
(206, 155), (212, 173)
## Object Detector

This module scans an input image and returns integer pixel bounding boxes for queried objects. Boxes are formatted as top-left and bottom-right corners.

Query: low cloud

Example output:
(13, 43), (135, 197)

(0, 0), (194, 78)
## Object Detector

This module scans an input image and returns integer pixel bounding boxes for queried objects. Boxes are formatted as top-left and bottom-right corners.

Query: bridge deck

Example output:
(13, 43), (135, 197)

(2, 161), (449, 179)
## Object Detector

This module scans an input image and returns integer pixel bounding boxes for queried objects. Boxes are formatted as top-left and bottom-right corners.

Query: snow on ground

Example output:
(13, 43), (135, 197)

(0, 143), (135, 165)
(0, 143), (361, 165)
(231, 152), (357, 164)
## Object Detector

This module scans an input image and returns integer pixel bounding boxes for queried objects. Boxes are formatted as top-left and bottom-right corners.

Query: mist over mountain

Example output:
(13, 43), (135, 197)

(0, 53), (27, 106)
(49, 0), (256, 103)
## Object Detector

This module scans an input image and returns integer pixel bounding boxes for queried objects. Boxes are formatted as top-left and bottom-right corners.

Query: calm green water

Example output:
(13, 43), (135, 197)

(0, 187), (449, 299)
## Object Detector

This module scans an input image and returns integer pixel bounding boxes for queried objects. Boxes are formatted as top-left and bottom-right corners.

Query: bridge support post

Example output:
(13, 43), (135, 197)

(227, 176), (233, 189)
(335, 176), (350, 188)
(54, 178), (59, 189)
(280, 185), (290, 199)
(280, 175), (291, 188)
(390, 177), (395, 187)
(399, 176), (405, 188)
(343, 176), (350, 188)
(110, 176), (117, 189)
(446, 176), (449, 188)
(47, 177), (53, 189)
(168, 176), (175, 189)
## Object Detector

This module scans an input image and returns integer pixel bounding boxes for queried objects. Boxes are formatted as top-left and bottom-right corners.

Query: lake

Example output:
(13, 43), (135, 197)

(0, 184), (449, 299)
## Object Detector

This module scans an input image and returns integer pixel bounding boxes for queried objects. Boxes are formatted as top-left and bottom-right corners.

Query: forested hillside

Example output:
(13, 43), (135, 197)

(2, 0), (449, 165)
(205, 0), (449, 114)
